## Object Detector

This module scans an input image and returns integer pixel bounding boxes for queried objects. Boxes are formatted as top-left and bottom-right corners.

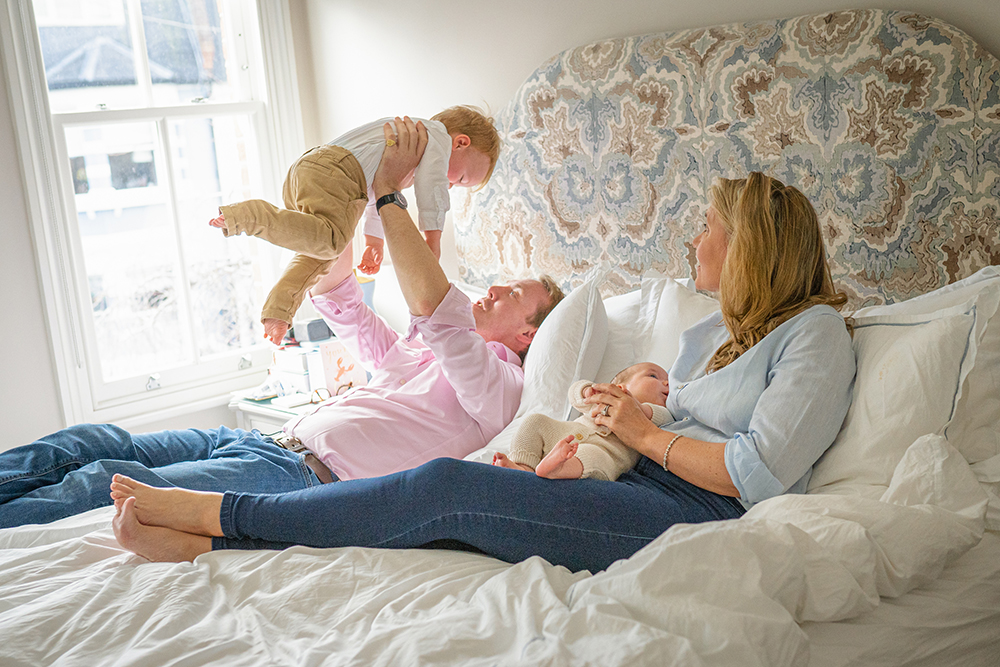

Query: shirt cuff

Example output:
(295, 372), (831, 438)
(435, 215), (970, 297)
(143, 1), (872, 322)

(418, 208), (447, 232)
(724, 433), (785, 507)
(406, 284), (476, 341)
(309, 274), (362, 315)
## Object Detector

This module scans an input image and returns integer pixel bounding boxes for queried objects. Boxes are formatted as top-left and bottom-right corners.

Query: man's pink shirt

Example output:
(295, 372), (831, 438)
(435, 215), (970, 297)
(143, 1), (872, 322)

(284, 276), (525, 480)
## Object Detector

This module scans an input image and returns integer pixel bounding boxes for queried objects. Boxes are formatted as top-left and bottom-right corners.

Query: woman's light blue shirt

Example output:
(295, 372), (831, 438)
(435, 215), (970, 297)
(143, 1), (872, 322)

(664, 305), (855, 509)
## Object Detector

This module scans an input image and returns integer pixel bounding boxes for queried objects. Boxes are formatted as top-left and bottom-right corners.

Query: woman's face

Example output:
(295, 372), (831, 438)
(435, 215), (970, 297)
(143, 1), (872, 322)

(693, 206), (729, 292)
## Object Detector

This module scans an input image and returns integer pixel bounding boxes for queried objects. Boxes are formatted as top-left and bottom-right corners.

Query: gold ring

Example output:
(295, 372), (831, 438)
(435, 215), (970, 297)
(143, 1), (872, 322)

(601, 404), (610, 416)
(385, 138), (396, 147)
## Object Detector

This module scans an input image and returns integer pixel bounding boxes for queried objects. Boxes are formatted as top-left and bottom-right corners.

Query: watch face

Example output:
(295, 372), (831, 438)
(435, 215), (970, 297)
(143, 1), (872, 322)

(395, 192), (407, 208)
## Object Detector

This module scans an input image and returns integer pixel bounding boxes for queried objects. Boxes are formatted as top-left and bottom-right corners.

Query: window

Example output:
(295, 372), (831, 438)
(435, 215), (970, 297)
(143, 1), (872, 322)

(2, 0), (303, 424)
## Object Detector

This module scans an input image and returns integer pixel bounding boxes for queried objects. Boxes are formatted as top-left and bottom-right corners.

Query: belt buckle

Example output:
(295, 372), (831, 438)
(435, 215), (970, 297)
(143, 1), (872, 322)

(273, 433), (307, 453)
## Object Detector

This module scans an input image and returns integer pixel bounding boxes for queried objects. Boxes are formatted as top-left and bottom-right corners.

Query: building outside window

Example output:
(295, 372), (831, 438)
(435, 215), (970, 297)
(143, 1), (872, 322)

(2, 0), (302, 424)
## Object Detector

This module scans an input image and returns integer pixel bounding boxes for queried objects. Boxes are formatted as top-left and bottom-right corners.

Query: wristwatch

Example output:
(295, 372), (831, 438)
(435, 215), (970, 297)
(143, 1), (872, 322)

(375, 191), (407, 213)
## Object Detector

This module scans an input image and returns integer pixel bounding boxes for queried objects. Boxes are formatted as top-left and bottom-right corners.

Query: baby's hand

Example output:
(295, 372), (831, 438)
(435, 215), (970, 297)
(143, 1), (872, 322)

(581, 385), (596, 399)
(357, 236), (384, 275)
(640, 404), (653, 420)
(262, 318), (289, 346)
(209, 213), (226, 229)
(424, 230), (442, 259)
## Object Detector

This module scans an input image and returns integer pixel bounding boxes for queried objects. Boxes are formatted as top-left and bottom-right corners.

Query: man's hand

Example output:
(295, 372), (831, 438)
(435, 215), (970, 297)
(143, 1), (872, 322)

(263, 318), (289, 345)
(357, 235), (384, 275)
(373, 117), (428, 198)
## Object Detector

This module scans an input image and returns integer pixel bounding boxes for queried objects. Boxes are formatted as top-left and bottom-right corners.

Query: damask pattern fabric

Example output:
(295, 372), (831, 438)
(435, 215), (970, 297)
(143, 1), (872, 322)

(453, 10), (1000, 306)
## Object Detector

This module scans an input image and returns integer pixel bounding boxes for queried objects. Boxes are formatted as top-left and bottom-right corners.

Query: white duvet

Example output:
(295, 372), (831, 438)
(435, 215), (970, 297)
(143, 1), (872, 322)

(0, 435), (989, 667)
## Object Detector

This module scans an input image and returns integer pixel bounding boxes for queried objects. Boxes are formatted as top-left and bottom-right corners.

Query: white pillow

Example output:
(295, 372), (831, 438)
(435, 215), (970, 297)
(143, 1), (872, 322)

(469, 271), (610, 461)
(852, 267), (1000, 465)
(594, 287), (647, 383)
(808, 300), (981, 498)
(643, 278), (720, 373)
(595, 275), (719, 383)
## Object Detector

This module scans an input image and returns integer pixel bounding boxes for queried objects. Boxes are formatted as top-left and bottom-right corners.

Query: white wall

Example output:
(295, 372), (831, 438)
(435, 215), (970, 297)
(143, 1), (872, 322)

(2, 0), (997, 446)
(0, 62), (64, 446)
(291, 0), (1000, 145)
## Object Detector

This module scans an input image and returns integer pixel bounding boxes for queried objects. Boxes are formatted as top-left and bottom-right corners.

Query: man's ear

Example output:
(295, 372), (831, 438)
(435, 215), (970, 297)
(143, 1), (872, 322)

(515, 326), (537, 351)
(452, 134), (471, 150)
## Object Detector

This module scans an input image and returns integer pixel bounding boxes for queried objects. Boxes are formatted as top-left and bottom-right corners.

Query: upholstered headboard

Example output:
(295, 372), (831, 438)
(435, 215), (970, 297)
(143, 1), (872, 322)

(452, 9), (1000, 307)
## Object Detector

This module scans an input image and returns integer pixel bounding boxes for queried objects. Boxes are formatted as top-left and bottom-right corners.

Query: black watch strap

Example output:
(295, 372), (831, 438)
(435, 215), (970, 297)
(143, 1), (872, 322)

(376, 191), (407, 212)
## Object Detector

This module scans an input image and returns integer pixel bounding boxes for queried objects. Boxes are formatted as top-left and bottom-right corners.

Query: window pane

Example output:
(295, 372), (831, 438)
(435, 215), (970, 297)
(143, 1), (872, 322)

(169, 116), (264, 357)
(35, 0), (241, 112)
(143, 0), (237, 105)
(34, 0), (146, 112)
(65, 122), (192, 381)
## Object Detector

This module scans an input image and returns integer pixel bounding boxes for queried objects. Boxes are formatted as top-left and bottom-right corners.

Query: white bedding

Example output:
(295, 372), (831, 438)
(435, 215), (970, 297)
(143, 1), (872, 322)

(1, 434), (996, 666)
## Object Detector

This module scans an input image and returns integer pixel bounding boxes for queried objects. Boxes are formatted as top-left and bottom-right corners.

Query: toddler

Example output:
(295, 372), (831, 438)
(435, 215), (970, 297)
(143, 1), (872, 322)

(210, 106), (500, 343)
(494, 362), (671, 481)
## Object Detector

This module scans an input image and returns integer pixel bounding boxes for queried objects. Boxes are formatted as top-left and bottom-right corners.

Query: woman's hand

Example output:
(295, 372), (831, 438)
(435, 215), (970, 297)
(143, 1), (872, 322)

(586, 382), (660, 451)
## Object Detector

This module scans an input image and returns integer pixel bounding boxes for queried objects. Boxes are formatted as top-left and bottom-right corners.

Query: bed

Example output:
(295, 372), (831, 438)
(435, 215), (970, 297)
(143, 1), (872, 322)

(2, 9), (999, 666)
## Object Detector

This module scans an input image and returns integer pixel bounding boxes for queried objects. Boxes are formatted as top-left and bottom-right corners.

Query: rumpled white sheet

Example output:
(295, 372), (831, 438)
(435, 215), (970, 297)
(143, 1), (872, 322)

(0, 435), (988, 667)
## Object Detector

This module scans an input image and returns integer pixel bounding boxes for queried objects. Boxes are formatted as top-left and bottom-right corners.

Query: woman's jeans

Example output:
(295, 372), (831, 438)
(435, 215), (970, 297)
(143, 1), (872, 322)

(0, 424), (319, 528)
(215, 456), (746, 573)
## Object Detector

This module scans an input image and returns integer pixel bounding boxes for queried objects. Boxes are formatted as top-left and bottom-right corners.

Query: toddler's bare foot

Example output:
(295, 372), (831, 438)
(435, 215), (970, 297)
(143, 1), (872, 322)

(536, 436), (584, 479)
(492, 452), (535, 472)
(113, 497), (212, 563)
(263, 318), (289, 345)
(110, 474), (224, 537)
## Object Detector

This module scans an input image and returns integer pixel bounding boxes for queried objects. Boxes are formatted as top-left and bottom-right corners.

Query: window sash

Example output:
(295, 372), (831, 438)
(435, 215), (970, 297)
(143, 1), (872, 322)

(1, 0), (304, 426)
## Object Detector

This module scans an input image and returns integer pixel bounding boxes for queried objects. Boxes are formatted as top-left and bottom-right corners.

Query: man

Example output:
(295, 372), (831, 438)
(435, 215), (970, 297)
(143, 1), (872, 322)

(0, 117), (564, 528)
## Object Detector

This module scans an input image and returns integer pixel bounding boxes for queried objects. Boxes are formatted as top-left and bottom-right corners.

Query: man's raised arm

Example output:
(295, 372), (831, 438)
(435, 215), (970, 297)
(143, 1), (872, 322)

(372, 117), (452, 317)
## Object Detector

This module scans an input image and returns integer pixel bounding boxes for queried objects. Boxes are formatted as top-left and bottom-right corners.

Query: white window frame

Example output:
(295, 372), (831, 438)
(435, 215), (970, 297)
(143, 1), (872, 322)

(0, 0), (305, 427)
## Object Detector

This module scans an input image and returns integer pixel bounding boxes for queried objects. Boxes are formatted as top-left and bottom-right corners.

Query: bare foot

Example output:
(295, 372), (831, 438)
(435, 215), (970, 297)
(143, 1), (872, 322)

(113, 497), (212, 563)
(536, 436), (584, 479)
(492, 452), (535, 472)
(110, 474), (224, 537)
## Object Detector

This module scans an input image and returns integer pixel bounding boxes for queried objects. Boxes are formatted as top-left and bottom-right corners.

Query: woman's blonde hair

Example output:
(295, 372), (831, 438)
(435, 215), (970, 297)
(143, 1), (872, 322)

(431, 105), (501, 190)
(706, 172), (849, 373)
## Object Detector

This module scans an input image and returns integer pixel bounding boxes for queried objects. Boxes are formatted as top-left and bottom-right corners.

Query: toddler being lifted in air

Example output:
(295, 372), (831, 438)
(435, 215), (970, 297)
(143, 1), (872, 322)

(210, 106), (500, 343)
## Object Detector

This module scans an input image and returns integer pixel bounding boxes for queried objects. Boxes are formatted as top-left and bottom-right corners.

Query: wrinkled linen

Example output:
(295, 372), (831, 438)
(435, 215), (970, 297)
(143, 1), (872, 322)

(0, 435), (989, 667)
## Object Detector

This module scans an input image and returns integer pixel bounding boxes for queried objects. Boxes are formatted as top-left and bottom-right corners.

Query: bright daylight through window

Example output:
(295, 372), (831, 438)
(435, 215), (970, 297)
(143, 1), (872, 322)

(11, 0), (292, 420)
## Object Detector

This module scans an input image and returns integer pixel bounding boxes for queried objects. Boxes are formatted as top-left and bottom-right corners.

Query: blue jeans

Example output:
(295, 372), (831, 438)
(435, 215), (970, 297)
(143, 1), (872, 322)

(0, 424), (320, 528)
(214, 456), (745, 573)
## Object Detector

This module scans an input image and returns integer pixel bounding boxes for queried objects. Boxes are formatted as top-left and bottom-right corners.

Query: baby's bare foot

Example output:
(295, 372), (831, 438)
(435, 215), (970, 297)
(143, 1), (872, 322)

(492, 452), (535, 472)
(113, 497), (212, 563)
(536, 436), (584, 479)
(110, 474), (224, 537)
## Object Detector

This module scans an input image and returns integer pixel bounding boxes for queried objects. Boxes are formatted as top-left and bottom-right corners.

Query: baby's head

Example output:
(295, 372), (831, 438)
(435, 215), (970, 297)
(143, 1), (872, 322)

(432, 105), (500, 190)
(612, 362), (670, 407)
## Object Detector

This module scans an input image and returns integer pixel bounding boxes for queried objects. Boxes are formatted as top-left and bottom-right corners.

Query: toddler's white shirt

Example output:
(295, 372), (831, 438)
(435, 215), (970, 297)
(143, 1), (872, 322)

(328, 117), (452, 238)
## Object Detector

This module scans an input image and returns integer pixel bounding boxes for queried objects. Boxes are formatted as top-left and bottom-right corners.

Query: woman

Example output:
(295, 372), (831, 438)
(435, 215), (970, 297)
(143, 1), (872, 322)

(111, 170), (856, 574)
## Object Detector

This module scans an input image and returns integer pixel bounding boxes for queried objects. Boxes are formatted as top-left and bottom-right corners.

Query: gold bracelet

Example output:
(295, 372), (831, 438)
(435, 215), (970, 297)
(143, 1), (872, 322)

(662, 434), (682, 471)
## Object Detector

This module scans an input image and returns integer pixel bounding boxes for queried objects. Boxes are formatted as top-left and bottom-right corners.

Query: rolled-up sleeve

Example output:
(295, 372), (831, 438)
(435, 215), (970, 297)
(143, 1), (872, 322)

(412, 121), (452, 232)
(409, 285), (524, 436)
(723, 313), (856, 505)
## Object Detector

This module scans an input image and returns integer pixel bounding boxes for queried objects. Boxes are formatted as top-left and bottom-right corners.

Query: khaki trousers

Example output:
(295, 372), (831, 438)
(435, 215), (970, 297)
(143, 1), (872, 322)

(220, 145), (368, 323)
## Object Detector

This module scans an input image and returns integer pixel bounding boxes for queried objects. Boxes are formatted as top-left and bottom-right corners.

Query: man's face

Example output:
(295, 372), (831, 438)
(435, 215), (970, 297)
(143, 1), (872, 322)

(472, 279), (551, 353)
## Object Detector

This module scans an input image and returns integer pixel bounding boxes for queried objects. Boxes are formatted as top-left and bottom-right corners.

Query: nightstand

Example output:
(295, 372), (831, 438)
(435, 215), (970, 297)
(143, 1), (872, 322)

(228, 394), (315, 434)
